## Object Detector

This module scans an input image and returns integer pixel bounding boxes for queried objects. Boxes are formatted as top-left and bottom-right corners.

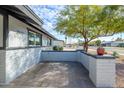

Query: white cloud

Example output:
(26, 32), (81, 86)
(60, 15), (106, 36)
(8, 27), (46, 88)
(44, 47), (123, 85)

(29, 5), (65, 40)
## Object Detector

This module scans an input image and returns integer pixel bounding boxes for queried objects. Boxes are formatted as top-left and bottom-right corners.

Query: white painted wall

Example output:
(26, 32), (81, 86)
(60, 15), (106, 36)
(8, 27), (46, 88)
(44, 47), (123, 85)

(8, 15), (53, 48)
(8, 15), (28, 47)
(53, 40), (64, 47)
(41, 51), (116, 87)
(41, 51), (77, 62)
(42, 35), (48, 46)
(89, 57), (97, 86)
(89, 58), (116, 87)
(0, 15), (3, 47)
(3, 15), (53, 84)
(111, 41), (124, 47)
(78, 52), (89, 70)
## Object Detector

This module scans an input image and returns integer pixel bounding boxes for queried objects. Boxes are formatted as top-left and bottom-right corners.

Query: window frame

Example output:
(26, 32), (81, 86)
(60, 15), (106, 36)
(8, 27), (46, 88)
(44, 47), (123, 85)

(47, 38), (52, 46)
(0, 8), (7, 50)
(50, 39), (52, 46)
(27, 28), (42, 47)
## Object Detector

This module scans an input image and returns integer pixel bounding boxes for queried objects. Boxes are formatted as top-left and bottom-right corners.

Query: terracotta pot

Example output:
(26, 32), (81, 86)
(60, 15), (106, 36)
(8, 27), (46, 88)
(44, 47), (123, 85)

(97, 47), (105, 55)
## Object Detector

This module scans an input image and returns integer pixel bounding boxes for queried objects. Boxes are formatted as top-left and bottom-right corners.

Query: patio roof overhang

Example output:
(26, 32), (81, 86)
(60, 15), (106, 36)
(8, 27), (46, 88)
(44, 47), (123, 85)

(1, 5), (42, 27)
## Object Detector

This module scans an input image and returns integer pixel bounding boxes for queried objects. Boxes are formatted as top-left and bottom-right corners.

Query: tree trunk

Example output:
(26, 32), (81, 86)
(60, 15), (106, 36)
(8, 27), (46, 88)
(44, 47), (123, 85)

(83, 41), (88, 52)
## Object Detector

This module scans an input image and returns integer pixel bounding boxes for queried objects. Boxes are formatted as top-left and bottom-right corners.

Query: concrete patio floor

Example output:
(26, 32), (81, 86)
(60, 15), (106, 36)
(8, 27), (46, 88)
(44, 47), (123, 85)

(6, 61), (95, 88)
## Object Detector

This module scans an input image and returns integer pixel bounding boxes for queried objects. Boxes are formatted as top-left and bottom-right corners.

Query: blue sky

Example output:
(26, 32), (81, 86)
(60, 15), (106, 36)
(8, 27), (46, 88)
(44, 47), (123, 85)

(30, 5), (124, 43)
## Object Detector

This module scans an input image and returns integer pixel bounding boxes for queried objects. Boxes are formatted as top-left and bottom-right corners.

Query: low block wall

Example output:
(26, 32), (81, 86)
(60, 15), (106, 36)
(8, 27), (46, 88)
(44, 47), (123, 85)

(77, 51), (90, 70)
(41, 50), (116, 87)
(0, 49), (116, 87)
(89, 58), (116, 87)
(41, 51), (77, 62)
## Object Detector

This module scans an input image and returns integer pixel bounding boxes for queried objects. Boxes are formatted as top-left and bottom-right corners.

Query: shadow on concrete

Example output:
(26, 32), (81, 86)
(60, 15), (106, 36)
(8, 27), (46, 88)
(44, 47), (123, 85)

(5, 61), (95, 88)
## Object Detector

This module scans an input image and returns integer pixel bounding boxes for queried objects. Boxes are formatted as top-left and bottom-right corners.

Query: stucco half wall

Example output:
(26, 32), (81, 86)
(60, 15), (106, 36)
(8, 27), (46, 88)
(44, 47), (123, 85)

(6, 48), (42, 83)
(41, 51), (77, 62)
(41, 50), (116, 88)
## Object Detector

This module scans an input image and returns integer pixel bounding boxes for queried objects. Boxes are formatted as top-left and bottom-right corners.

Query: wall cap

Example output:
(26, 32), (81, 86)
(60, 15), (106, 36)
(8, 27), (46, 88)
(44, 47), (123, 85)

(81, 51), (115, 59)
(42, 50), (115, 59)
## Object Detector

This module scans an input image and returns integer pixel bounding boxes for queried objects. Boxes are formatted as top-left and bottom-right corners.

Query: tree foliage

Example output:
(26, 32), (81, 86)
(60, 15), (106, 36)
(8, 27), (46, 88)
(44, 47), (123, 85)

(95, 40), (101, 46)
(55, 5), (124, 52)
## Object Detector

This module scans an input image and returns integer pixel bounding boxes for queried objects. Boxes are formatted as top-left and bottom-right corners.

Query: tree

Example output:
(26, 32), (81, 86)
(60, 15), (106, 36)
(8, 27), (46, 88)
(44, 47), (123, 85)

(115, 37), (123, 41)
(55, 5), (124, 52)
(95, 40), (101, 46)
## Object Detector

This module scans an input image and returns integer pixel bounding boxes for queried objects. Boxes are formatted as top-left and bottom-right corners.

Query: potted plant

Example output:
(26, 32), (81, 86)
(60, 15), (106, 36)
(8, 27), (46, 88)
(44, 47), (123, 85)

(97, 47), (105, 55)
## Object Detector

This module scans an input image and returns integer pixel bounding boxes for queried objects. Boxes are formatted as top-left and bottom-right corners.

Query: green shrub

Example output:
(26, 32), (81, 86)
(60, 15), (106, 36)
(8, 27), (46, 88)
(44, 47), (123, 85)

(53, 46), (63, 51)
(59, 47), (63, 51)
(112, 51), (119, 57)
(53, 46), (58, 51)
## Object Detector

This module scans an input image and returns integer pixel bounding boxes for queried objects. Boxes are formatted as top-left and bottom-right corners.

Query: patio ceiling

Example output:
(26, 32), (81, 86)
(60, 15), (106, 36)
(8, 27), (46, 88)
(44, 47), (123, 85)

(1, 5), (40, 26)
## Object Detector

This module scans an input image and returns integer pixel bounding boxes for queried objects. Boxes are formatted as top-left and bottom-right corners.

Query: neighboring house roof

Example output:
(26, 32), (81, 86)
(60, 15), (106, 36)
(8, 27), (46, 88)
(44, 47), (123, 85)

(0, 5), (58, 40)
(101, 41), (112, 44)
(102, 41), (124, 44)
(54, 40), (64, 42)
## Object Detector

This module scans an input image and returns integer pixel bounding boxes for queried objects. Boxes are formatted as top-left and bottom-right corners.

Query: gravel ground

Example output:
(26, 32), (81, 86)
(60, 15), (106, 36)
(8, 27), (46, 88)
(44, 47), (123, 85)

(3, 62), (95, 88)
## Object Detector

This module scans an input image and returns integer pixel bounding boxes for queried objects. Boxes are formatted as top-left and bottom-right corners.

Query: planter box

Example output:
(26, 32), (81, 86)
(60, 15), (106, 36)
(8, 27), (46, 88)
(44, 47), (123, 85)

(89, 56), (116, 87)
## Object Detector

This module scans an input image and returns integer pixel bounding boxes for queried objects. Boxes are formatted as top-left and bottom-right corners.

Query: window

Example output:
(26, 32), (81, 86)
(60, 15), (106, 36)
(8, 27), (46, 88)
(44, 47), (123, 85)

(47, 38), (52, 46)
(35, 34), (41, 45)
(50, 39), (52, 46)
(42, 36), (52, 46)
(47, 38), (50, 46)
(0, 14), (3, 47)
(42, 36), (48, 46)
(28, 31), (41, 46)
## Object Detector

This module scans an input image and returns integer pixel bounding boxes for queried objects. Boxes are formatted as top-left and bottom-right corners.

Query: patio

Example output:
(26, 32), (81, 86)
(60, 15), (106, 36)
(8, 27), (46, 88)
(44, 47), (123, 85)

(7, 62), (95, 88)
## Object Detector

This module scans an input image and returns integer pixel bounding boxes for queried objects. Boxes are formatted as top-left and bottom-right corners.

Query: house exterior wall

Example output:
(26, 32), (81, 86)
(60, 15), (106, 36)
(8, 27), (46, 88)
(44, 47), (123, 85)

(8, 15), (28, 47)
(111, 42), (118, 47)
(6, 48), (42, 83)
(42, 35), (48, 46)
(2, 15), (53, 84)
(102, 41), (124, 47)
(111, 41), (124, 47)
(52, 40), (64, 47)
